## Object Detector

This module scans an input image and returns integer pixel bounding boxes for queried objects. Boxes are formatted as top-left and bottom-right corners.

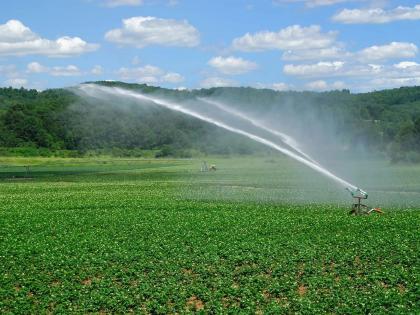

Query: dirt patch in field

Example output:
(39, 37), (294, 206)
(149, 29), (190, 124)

(221, 296), (240, 308)
(186, 295), (204, 311)
(256, 308), (264, 315)
(276, 296), (289, 306)
(182, 268), (198, 278)
(380, 281), (389, 289)
(262, 290), (271, 299)
(81, 278), (92, 286)
(298, 285), (307, 296)
(182, 268), (193, 275)
(398, 284), (406, 294)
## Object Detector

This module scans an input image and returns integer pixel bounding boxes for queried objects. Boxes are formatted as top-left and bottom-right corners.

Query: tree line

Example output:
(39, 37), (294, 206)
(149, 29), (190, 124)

(0, 82), (419, 162)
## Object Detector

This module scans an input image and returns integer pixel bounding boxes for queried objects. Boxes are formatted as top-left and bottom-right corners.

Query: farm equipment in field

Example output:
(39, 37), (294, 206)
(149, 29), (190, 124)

(346, 187), (383, 215)
(201, 161), (217, 172)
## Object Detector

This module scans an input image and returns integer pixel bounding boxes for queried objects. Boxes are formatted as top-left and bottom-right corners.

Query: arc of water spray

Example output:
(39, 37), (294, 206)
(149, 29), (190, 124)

(78, 84), (357, 190)
(198, 97), (319, 165)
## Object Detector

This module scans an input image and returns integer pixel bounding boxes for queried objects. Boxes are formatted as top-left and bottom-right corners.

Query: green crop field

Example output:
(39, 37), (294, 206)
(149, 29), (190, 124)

(0, 157), (419, 314)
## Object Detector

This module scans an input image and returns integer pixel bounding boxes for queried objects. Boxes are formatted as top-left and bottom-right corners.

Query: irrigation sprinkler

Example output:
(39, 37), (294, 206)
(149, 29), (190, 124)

(79, 85), (379, 213)
(346, 187), (383, 215)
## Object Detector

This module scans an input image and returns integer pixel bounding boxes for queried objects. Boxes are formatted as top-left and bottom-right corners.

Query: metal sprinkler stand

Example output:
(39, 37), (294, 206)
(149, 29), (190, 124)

(346, 188), (383, 215)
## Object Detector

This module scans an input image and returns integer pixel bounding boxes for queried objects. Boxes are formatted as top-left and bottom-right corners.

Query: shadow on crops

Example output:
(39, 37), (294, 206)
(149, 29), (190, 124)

(0, 163), (183, 182)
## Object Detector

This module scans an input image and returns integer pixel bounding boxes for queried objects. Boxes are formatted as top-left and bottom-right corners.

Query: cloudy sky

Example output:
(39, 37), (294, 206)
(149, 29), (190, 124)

(1, 0), (419, 91)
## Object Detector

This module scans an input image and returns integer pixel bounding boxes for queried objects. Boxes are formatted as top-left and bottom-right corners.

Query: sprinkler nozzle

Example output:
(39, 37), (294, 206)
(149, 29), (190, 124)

(346, 187), (368, 199)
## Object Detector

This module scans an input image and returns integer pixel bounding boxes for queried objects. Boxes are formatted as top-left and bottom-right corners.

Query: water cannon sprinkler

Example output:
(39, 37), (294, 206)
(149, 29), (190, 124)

(346, 187), (368, 199)
(346, 187), (383, 215)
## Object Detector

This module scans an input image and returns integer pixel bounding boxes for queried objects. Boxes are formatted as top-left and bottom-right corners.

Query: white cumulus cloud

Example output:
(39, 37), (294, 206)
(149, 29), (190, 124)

(282, 46), (348, 61)
(105, 16), (200, 48)
(364, 75), (420, 91)
(118, 65), (163, 79)
(208, 56), (258, 75)
(283, 61), (345, 76)
(138, 76), (159, 84)
(255, 82), (292, 91)
(271, 82), (291, 91)
(4, 78), (28, 88)
(333, 5), (420, 24)
(0, 20), (98, 57)
(232, 25), (337, 52)
(394, 61), (420, 69)
(200, 77), (238, 88)
(26, 62), (82, 76)
(283, 42), (418, 63)
(284, 62), (387, 81)
(117, 65), (184, 84)
(357, 42), (418, 61)
(305, 80), (345, 91)
(50, 65), (82, 76)
(162, 72), (184, 83)
(283, 60), (420, 91)
(27, 62), (48, 73)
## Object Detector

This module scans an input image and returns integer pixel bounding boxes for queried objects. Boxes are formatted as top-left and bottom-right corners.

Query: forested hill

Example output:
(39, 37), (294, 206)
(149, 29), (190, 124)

(0, 81), (419, 162)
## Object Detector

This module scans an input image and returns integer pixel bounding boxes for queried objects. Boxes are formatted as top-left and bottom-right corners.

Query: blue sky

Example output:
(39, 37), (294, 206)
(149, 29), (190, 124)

(0, 0), (419, 91)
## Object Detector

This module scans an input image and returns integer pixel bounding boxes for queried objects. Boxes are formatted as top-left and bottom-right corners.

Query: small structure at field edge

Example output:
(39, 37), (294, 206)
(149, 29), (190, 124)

(201, 161), (208, 172)
(201, 161), (216, 172)
(346, 187), (383, 215)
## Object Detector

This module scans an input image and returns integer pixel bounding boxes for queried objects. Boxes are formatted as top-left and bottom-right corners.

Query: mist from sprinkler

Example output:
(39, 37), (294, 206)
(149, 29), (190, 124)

(76, 84), (361, 193)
